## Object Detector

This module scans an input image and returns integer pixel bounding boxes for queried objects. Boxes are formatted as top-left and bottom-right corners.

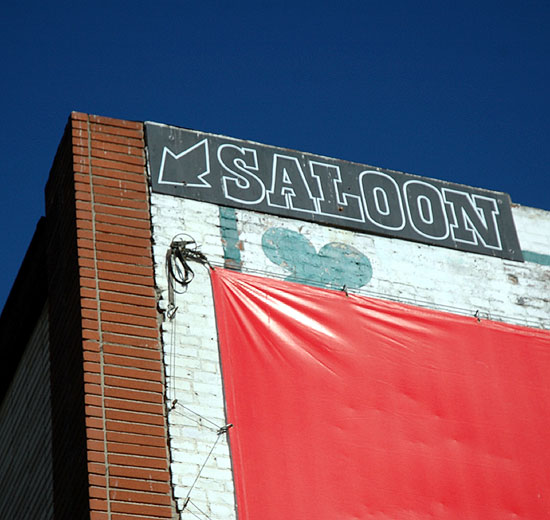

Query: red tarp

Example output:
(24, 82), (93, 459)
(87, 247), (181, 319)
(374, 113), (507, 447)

(211, 268), (550, 519)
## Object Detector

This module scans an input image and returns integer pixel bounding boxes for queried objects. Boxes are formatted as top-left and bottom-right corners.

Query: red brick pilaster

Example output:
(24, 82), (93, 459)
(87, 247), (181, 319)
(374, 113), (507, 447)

(70, 112), (174, 519)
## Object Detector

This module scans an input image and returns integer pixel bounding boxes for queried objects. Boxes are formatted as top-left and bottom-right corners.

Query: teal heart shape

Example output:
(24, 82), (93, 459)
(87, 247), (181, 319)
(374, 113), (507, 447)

(262, 228), (372, 290)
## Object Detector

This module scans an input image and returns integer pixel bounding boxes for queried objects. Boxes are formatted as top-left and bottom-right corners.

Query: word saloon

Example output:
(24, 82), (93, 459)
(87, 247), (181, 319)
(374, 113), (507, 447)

(146, 123), (522, 261)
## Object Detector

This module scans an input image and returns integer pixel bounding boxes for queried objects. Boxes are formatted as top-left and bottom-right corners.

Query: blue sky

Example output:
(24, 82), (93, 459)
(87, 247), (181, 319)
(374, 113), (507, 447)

(1, 1), (549, 311)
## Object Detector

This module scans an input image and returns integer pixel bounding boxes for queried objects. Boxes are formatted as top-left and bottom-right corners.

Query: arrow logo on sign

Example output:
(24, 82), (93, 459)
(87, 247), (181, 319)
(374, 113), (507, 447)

(158, 139), (211, 188)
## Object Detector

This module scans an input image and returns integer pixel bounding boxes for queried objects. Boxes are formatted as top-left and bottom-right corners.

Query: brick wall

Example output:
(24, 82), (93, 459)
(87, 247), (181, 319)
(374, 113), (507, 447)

(46, 121), (90, 519)
(150, 185), (550, 517)
(46, 113), (176, 519)
(0, 306), (53, 519)
(0, 218), (53, 517)
(151, 198), (233, 518)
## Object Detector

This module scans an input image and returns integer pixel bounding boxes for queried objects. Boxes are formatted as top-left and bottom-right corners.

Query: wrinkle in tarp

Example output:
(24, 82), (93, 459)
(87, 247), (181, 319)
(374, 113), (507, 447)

(211, 268), (550, 520)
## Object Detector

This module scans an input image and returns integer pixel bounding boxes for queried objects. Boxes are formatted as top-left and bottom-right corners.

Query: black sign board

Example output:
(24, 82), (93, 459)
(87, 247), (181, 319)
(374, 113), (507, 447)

(145, 123), (523, 261)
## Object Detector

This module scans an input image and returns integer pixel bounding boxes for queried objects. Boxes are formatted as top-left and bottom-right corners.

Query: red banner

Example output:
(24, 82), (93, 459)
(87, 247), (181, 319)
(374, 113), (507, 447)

(211, 268), (550, 519)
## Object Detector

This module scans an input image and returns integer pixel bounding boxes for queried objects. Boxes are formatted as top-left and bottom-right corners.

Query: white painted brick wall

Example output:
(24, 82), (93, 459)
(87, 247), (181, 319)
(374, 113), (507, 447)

(150, 192), (550, 519)
(513, 205), (550, 252)
(152, 196), (234, 519)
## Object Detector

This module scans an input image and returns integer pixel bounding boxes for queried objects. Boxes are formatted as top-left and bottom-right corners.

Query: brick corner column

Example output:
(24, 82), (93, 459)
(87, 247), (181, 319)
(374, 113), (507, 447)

(70, 112), (175, 520)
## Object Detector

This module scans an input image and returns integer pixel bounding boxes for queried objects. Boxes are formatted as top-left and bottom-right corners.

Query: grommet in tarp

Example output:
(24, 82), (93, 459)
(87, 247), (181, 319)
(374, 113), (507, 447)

(217, 423), (234, 435)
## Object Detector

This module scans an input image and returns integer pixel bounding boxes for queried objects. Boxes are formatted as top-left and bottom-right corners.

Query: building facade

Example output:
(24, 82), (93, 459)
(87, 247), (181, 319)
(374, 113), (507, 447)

(1, 112), (549, 519)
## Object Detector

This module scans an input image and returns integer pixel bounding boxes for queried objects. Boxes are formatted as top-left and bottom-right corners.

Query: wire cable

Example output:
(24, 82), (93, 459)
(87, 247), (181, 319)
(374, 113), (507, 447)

(186, 499), (215, 520)
(171, 403), (225, 433)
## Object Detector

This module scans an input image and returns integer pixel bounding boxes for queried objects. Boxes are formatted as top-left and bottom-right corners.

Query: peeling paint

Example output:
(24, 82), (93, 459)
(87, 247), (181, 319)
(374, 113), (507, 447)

(507, 274), (519, 285)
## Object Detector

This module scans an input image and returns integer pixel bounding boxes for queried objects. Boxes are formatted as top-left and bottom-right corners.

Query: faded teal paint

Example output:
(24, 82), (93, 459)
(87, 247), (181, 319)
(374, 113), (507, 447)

(219, 206), (242, 270)
(262, 227), (373, 290)
(522, 250), (550, 266)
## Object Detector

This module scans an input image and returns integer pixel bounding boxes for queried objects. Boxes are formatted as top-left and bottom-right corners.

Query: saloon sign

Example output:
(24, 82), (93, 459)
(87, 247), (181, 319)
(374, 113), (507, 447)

(146, 123), (523, 261)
